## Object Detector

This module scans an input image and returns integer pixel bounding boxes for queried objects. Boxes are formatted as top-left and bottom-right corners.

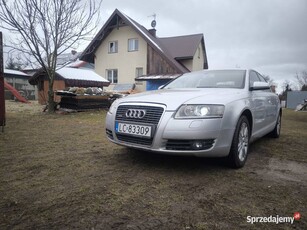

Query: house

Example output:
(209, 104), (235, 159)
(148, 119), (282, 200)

(29, 67), (110, 104)
(57, 50), (81, 66)
(80, 9), (208, 91)
(4, 69), (37, 100)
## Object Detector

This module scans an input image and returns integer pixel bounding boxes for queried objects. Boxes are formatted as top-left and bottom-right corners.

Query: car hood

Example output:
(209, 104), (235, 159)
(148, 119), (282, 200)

(119, 88), (247, 110)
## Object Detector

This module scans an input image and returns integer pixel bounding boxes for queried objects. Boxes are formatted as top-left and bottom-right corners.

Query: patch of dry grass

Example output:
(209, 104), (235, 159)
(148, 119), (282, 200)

(251, 109), (307, 162)
(0, 101), (306, 229)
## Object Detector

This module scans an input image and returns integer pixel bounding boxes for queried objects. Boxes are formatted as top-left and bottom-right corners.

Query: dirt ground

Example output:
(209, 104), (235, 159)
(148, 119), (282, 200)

(0, 101), (306, 229)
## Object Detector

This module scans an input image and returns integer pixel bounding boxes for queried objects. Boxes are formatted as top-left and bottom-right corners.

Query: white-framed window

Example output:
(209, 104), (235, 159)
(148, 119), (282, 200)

(107, 69), (118, 83)
(128, 38), (138, 52)
(108, 41), (118, 53)
(136, 67), (143, 77)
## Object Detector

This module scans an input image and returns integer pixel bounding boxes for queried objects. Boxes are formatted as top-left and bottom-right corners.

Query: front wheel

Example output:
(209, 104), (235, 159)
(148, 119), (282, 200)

(227, 116), (250, 168)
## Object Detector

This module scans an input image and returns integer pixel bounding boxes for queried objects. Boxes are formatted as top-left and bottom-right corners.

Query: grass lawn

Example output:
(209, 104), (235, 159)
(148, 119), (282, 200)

(0, 101), (306, 229)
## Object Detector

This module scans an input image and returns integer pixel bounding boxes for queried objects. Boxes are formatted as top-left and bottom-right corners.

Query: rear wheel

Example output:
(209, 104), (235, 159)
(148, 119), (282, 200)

(228, 116), (250, 168)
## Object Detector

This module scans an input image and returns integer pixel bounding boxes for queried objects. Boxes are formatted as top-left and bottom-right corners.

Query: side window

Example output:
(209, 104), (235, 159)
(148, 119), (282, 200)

(107, 69), (118, 83)
(135, 67), (143, 77)
(128, 38), (138, 52)
(249, 71), (260, 88)
(108, 41), (118, 53)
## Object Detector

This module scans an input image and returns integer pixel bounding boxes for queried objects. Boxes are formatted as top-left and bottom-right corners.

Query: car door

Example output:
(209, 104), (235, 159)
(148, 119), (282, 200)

(257, 73), (279, 128)
(249, 71), (267, 135)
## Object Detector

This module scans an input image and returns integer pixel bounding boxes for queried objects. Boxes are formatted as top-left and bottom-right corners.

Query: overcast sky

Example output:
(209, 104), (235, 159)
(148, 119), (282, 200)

(2, 0), (306, 92)
(96, 0), (307, 92)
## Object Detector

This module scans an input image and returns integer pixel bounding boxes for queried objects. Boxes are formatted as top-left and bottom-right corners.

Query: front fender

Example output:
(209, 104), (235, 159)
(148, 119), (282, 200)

(221, 98), (252, 135)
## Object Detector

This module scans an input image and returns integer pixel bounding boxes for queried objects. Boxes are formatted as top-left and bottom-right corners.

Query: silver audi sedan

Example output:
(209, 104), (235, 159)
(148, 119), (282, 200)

(106, 69), (281, 168)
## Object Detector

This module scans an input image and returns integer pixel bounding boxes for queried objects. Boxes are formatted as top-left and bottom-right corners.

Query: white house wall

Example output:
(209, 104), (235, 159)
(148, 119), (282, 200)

(95, 25), (147, 92)
(180, 59), (193, 71)
(192, 43), (205, 71)
(175, 43), (204, 72)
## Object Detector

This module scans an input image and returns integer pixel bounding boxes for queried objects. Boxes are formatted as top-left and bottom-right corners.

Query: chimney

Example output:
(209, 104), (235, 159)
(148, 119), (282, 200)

(148, 29), (156, 37)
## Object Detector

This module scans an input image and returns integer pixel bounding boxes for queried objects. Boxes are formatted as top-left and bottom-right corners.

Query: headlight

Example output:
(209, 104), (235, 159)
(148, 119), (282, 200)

(174, 104), (224, 119)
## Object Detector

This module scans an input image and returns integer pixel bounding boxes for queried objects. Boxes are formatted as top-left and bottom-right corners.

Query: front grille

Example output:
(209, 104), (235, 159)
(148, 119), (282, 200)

(116, 105), (164, 124)
(166, 139), (215, 150)
(115, 105), (164, 146)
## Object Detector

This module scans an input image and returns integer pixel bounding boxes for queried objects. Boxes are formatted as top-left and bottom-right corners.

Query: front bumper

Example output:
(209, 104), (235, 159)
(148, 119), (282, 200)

(106, 107), (235, 157)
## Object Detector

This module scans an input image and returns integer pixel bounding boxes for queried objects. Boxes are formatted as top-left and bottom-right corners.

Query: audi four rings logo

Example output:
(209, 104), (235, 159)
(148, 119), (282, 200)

(125, 109), (146, 118)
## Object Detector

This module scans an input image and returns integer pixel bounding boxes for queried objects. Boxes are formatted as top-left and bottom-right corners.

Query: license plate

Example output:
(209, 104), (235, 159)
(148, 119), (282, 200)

(115, 122), (152, 138)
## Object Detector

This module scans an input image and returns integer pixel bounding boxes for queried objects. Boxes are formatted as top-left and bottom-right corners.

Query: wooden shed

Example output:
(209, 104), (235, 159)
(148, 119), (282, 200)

(29, 67), (110, 104)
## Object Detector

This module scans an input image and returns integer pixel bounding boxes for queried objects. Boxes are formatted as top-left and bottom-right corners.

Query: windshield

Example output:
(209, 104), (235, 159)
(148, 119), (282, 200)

(165, 70), (246, 89)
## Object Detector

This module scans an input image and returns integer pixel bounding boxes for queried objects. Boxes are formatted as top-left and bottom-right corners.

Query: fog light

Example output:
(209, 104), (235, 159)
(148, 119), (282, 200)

(192, 141), (203, 150)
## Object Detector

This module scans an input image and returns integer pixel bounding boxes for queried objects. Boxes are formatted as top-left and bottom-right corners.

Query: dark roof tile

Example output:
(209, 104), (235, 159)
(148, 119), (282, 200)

(160, 34), (203, 59)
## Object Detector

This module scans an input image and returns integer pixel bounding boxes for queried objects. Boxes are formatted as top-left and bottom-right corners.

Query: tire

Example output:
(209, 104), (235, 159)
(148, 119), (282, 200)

(270, 113), (281, 138)
(227, 116), (250, 168)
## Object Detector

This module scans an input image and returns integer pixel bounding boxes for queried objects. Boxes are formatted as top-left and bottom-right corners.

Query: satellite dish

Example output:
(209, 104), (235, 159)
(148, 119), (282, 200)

(151, 20), (156, 28)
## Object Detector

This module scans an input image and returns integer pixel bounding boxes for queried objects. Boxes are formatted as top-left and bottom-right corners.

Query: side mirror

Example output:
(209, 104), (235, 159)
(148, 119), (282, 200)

(250, 82), (270, 91)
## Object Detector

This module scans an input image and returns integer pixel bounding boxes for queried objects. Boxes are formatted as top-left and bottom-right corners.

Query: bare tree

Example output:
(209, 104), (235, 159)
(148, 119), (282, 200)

(262, 74), (275, 86)
(0, 0), (102, 112)
(282, 80), (293, 92)
(5, 55), (23, 70)
(278, 80), (293, 102)
(295, 71), (307, 91)
(262, 74), (278, 93)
